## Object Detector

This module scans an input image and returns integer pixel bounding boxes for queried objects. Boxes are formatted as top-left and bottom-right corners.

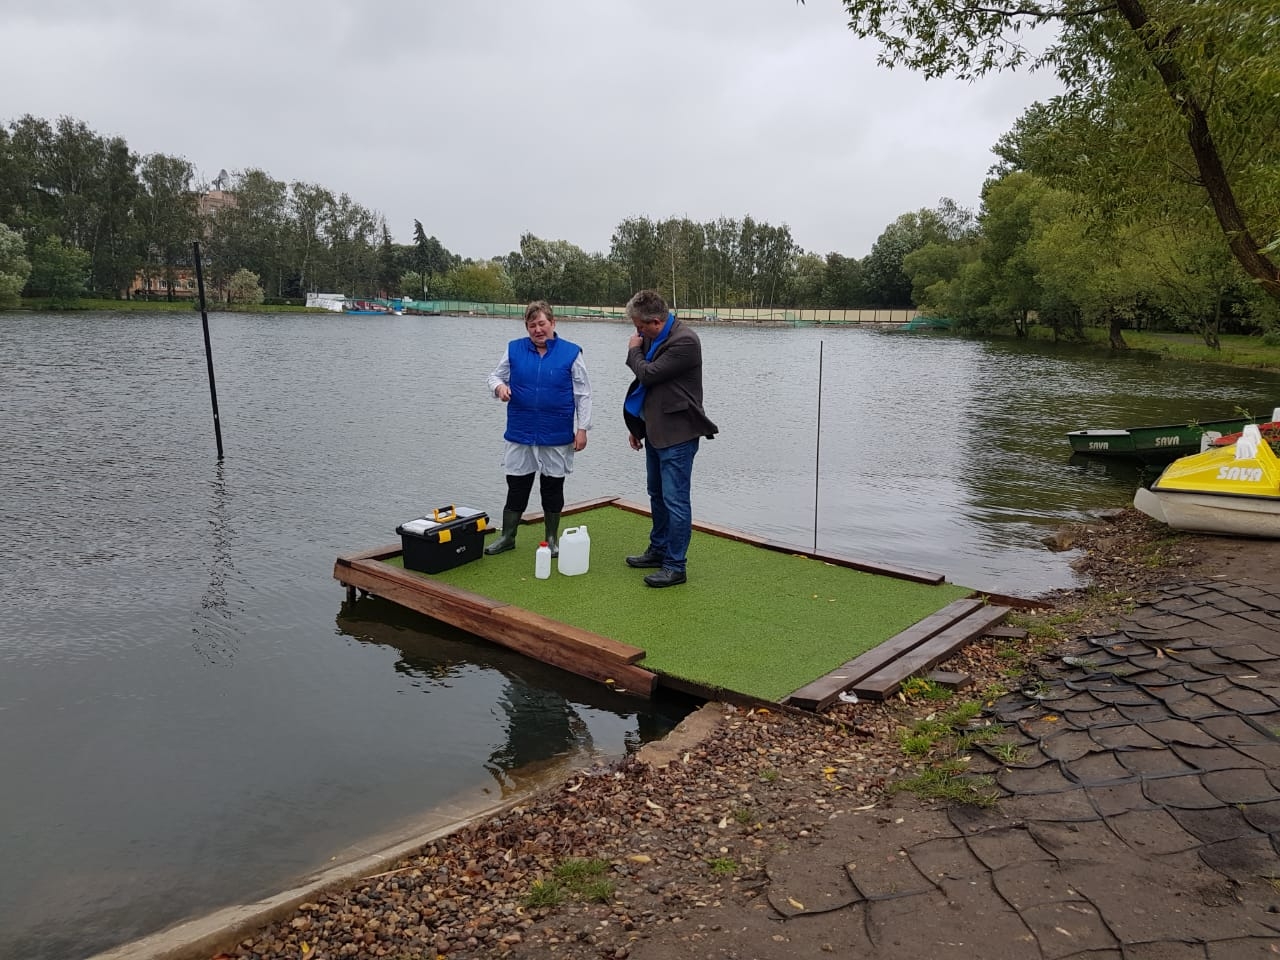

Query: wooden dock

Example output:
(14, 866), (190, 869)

(334, 498), (1011, 709)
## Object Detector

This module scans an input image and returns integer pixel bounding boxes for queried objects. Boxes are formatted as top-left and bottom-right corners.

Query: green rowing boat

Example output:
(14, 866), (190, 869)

(1067, 414), (1260, 463)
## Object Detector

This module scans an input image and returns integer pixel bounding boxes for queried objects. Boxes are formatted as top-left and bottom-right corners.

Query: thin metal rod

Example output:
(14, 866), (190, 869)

(813, 340), (823, 552)
(192, 241), (224, 459)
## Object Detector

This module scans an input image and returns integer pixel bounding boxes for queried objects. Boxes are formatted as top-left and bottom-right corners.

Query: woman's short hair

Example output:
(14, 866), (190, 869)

(524, 300), (554, 324)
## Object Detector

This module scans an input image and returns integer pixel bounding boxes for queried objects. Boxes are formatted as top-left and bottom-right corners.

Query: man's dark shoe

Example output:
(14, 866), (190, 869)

(644, 568), (687, 588)
(625, 549), (664, 568)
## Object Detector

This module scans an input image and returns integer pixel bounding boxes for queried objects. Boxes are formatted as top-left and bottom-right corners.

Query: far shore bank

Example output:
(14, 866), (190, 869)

(11, 299), (1280, 373)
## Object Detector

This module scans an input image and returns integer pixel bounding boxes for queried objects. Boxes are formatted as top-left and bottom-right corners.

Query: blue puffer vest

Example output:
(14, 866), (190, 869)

(505, 336), (580, 446)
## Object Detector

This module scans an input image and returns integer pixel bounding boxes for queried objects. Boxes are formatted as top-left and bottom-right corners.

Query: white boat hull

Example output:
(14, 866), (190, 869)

(1134, 486), (1280, 538)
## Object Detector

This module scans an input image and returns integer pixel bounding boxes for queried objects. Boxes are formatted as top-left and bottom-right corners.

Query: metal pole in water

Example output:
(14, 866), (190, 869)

(192, 241), (224, 459)
(813, 340), (823, 552)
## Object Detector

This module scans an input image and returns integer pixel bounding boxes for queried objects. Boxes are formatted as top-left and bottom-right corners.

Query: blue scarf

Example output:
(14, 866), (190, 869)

(623, 312), (675, 420)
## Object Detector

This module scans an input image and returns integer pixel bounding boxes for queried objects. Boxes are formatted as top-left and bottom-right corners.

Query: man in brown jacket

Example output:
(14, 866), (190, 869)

(622, 289), (718, 587)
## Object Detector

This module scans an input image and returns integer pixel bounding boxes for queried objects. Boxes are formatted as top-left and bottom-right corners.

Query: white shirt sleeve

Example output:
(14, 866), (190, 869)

(486, 350), (510, 396)
(572, 352), (592, 431)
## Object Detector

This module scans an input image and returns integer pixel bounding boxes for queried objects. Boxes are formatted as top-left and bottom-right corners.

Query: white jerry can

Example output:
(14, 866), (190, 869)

(557, 525), (590, 576)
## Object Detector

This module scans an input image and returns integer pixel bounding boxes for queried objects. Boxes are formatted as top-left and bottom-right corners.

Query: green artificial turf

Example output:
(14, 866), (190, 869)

(385, 505), (972, 701)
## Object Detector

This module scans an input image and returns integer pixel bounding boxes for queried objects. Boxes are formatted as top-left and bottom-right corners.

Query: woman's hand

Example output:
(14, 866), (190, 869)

(495, 383), (511, 402)
(573, 428), (587, 452)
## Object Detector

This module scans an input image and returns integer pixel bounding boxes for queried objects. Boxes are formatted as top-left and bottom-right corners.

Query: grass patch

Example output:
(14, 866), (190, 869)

(760, 768), (779, 783)
(1006, 613), (1063, 642)
(988, 742), (1024, 765)
(523, 879), (565, 908)
(524, 857), (615, 908)
(891, 764), (999, 807)
(899, 676), (952, 702)
(707, 857), (738, 876)
(890, 696), (1007, 804)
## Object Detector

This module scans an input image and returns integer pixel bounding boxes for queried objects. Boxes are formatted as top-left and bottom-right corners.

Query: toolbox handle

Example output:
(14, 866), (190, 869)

(431, 505), (458, 522)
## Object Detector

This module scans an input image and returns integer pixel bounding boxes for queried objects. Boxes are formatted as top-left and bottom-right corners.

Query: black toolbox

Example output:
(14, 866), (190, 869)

(396, 505), (490, 574)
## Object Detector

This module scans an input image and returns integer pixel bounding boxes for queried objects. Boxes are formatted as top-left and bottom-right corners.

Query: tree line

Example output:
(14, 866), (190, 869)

(0, 113), (920, 311)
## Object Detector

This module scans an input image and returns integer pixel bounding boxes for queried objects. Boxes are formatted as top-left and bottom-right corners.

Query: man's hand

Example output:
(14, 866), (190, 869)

(573, 428), (588, 452)
(495, 383), (511, 401)
(628, 334), (643, 350)
(628, 433), (642, 451)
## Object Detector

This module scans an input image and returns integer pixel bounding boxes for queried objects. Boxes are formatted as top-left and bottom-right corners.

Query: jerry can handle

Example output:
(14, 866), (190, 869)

(432, 505), (458, 522)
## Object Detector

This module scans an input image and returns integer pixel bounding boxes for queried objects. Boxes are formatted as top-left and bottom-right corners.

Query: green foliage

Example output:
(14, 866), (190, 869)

(899, 675), (951, 702)
(27, 236), (89, 307)
(707, 857), (738, 876)
(891, 763), (1000, 806)
(522, 880), (564, 908)
(437, 260), (516, 303)
(0, 221), (31, 308)
(521, 858), (614, 907)
(823, 0), (1280, 300)
(227, 268), (265, 305)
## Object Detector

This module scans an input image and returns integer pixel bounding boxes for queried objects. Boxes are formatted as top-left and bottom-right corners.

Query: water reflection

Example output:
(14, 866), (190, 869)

(1066, 453), (1159, 489)
(335, 597), (687, 798)
(191, 459), (242, 665)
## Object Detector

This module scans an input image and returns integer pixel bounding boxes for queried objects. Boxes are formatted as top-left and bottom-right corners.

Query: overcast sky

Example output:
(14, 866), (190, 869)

(3, 0), (1063, 261)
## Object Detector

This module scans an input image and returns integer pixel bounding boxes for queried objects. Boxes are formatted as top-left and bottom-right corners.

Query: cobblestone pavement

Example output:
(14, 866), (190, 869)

(630, 577), (1280, 959)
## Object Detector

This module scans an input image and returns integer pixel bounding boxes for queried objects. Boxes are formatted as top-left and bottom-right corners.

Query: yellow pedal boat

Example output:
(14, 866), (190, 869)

(1133, 425), (1280, 537)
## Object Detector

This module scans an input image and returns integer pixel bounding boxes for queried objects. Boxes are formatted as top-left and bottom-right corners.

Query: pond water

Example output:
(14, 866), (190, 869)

(2, 310), (1276, 959)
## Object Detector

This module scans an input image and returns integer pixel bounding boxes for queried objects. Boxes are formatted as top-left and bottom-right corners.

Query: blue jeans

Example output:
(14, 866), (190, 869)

(644, 438), (699, 574)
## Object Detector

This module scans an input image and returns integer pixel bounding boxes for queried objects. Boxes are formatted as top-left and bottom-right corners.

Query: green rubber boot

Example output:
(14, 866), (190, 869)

(544, 512), (561, 558)
(484, 508), (522, 555)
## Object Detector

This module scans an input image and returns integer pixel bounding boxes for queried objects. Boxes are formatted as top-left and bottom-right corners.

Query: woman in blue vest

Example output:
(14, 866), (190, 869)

(484, 300), (592, 556)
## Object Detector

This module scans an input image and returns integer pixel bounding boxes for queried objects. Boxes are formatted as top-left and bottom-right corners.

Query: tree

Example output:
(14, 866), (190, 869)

(410, 220), (457, 294)
(0, 221), (31, 308)
(436, 260), (515, 303)
(815, 0), (1280, 299)
(791, 253), (827, 307)
(289, 182), (335, 295)
(820, 253), (867, 307)
(227, 267), (265, 305)
(136, 152), (197, 299)
(95, 137), (141, 297)
(976, 172), (1052, 336)
(27, 236), (89, 306)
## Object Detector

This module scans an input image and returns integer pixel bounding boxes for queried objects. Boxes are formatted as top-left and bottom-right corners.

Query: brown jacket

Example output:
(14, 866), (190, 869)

(623, 319), (718, 449)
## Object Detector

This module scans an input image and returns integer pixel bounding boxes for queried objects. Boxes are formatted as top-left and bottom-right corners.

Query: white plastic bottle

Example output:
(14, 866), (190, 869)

(558, 525), (590, 576)
(534, 541), (552, 579)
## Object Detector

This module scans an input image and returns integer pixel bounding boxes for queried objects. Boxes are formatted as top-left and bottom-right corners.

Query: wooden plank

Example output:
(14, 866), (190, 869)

(972, 591), (1045, 611)
(611, 498), (651, 518)
(333, 560), (656, 696)
(852, 605), (1011, 700)
(783, 599), (984, 711)
(487, 604), (646, 665)
(488, 607), (655, 695)
(925, 669), (972, 689)
(688, 518), (776, 549)
(337, 560), (507, 630)
(336, 543), (403, 567)
(982, 624), (1029, 640)
(804, 548), (945, 586)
